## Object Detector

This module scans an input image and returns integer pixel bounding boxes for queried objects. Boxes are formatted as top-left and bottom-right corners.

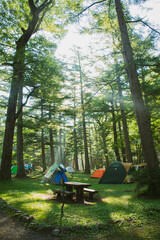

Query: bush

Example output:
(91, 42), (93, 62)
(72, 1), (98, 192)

(133, 167), (160, 197)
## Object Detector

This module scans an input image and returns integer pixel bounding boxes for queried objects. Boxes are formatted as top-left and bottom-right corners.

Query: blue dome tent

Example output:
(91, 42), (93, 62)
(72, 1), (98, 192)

(42, 163), (69, 184)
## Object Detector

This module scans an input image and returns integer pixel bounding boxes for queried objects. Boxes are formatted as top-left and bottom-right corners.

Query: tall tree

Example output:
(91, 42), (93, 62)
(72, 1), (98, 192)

(49, 106), (55, 165)
(0, 0), (54, 180)
(73, 82), (79, 171)
(96, 118), (110, 169)
(40, 99), (47, 172)
(115, 0), (159, 195)
(116, 63), (133, 163)
(16, 85), (26, 178)
(110, 89), (121, 162)
(75, 1), (159, 192)
(78, 52), (90, 174)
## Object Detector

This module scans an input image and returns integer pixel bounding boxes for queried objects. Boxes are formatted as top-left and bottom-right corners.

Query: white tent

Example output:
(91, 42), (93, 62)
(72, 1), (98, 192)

(66, 166), (75, 173)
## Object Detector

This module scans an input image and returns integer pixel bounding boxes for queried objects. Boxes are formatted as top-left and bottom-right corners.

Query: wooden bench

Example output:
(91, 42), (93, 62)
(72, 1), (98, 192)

(83, 188), (99, 200)
(53, 189), (75, 200)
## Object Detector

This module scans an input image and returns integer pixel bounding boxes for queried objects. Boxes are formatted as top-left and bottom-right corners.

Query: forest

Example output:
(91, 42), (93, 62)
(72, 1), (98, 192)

(0, 0), (160, 196)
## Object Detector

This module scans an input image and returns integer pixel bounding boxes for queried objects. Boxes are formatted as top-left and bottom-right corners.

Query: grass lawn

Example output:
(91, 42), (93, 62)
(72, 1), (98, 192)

(0, 171), (160, 240)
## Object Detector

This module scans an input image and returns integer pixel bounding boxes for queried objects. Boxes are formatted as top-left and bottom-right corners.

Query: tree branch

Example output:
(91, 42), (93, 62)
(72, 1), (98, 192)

(76, 0), (107, 17)
(126, 19), (160, 35)
(39, 0), (54, 12)
(28, 0), (37, 15)
(15, 85), (39, 119)
(136, 64), (160, 67)
(34, 11), (46, 33)
(1, 62), (13, 67)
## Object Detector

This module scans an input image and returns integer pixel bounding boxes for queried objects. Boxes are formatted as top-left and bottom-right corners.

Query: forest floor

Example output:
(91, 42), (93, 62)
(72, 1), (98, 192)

(1, 173), (160, 240)
(0, 210), (54, 240)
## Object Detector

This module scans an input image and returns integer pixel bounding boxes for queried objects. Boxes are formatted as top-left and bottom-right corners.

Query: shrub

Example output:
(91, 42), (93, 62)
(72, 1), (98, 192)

(133, 167), (160, 197)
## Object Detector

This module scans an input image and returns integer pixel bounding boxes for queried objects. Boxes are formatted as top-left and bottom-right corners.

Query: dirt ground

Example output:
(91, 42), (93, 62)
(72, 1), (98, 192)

(0, 210), (54, 240)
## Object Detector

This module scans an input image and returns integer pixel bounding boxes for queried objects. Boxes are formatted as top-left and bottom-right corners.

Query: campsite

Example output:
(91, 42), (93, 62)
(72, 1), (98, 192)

(1, 169), (160, 240)
(0, 1), (160, 239)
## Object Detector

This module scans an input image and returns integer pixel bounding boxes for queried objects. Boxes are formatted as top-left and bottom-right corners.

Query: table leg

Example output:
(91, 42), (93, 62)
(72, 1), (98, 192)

(65, 185), (73, 191)
(65, 185), (74, 201)
(75, 187), (84, 203)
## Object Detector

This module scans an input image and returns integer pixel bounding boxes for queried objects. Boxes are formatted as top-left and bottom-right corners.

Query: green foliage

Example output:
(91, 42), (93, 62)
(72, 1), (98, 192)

(133, 167), (149, 192)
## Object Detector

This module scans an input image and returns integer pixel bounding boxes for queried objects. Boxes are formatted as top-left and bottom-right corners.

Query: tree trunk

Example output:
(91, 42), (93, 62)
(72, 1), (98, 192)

(78, 53), (90, 174)
(0, 44), (26, 180)
(73, 84), (79, 170)
(82, 111), (90, 173)
(117, 117), (126, 163)
(74, 118), (79, 171)
(101, 129), (109, 169)
(97, 119), (110, 169)
(59, 128), (63, 164)
(41, 101), (46, 172)
(110, 94), (121, 162)
(41, 129), (46, 172)
(115, 0), (159, 194)
(80, 151), (84, 171)
(116, 65), (133, 163)
(63, 122), (66, 166)
(16, 85), (26, 178)
(49, 128), (55, 165)
(49, 108), (55, 165)
(94, 123), (104, 168)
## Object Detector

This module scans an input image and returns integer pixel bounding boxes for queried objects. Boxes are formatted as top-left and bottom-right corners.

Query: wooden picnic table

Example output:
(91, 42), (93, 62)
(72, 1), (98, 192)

(64, 181), (91, 203)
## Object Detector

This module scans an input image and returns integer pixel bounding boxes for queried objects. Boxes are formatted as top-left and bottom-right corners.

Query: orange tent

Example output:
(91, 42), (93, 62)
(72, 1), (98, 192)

(91, 169), (105, 178)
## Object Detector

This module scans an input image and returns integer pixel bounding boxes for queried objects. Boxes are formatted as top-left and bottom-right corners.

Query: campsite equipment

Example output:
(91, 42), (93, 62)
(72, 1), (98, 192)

(133, 163), (147, 170)
(35, 166), (43, 170)
(11, 165), (17, 174)
(24, 164), (33, 174)
(91, 169), (105, 178)
(11, 164), (33, 174)
(64, 181), (91, 203)
(42, 163), (69, 184)
(44, 162), (58, 178)
(99, 162), (132, 184)
(66, 166), (75, 173)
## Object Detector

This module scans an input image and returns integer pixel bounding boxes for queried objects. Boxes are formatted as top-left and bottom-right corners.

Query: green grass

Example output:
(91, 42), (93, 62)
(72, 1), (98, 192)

(0, 171), (160, 240)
